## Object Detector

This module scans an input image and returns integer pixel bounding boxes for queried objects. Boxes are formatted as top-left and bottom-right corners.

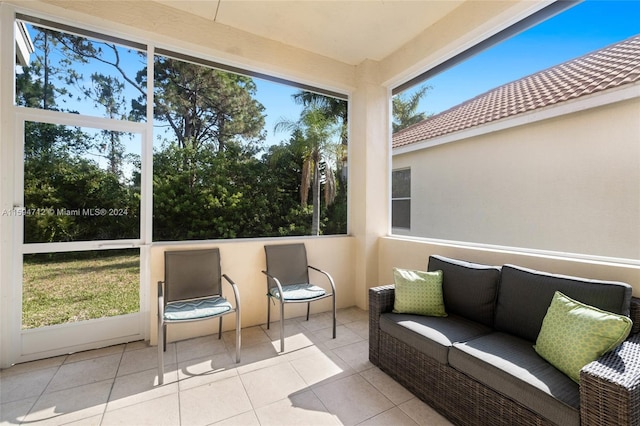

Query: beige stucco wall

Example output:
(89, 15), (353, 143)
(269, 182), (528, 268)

(392, 96), (640, 260)
(377, 237), (640, 295)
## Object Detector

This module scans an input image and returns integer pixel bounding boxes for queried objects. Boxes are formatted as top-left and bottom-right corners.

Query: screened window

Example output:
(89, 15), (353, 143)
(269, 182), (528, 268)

(392, 169), (410, 229)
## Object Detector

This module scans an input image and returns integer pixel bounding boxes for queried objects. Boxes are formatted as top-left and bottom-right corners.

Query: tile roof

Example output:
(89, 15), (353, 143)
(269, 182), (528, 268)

(392, 34), (640, 149)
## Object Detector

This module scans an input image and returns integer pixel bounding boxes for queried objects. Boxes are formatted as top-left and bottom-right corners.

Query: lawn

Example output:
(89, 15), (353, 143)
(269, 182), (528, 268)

(22, 251), (139, 329)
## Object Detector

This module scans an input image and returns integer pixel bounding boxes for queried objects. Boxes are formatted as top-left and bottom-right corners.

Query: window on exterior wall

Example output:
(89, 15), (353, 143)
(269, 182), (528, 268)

(391, 169), (410, 230)
(390, 1), (640, 261)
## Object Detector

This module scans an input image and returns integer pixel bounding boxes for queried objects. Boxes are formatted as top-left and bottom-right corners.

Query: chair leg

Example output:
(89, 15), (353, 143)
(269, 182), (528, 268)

(163, 324), (167, 352)
(280, 300), (285, 352)
(332, 295), (336, 339)
(235, 310), (241, 363)
(158, 322), (164, 385)
(267, 296), (271, 330)
(218, 317), (223, 339)
(306, 302), (310, 321)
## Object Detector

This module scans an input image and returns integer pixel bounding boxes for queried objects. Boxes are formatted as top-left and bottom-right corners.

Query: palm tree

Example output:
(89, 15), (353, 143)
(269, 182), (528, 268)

(275, 106), (340, 235)
(392, 85), (431, 132)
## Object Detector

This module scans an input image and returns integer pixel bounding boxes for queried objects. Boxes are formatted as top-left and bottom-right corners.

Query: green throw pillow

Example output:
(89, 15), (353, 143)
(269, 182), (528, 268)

(393, 268), (447, 317)
(534, 291), (632, 383)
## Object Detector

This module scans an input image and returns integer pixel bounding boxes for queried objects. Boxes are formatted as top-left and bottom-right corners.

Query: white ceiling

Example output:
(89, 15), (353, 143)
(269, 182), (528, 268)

(156, 1), (464, 65)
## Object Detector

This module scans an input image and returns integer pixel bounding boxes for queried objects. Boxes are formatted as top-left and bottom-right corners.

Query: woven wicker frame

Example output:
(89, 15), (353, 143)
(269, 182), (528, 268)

(369, 286), (640, 426)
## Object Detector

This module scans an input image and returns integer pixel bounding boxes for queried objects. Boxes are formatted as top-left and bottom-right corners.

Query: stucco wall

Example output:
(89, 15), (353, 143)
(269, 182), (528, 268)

(377, 237), (640, 295)
(392, 96), (640, 260)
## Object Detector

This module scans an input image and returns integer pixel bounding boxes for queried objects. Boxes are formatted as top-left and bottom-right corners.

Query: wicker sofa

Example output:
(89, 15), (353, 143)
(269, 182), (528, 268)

(369, 255), (640, 426)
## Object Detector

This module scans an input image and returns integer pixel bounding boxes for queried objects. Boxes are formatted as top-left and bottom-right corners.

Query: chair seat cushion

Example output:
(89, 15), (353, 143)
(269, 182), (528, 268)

(164, 296), (232, 321)
(269, 283), (326, 300)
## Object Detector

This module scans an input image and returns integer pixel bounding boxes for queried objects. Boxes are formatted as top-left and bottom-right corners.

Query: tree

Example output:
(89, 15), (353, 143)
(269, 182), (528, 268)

(275, 106), (341, 235)
(392, 85), (431, 133)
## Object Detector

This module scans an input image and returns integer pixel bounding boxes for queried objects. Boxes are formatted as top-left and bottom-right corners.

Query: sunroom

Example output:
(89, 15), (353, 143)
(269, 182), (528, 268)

(1, 0), (639, 423)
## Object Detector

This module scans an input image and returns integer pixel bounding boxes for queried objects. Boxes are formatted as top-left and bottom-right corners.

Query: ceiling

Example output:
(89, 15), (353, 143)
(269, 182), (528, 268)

(156, 0), (464, 65)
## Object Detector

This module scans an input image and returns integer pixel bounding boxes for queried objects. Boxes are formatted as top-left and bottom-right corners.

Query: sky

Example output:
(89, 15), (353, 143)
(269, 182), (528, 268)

(406, 0), (640, 116)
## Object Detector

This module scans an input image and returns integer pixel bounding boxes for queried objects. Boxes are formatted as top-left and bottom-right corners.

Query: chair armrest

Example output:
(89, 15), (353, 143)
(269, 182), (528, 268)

(580, 332), (640, 425)
(308, 265), (336, 295)
(222, 274), (242, 308)
(368, 285), (395, 365)
(261, 270), (284, 296)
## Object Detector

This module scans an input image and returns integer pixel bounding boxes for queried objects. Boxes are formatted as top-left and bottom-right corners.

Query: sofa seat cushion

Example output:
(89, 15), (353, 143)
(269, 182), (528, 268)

(449, 332), (579, 426)
(380, 312), (491, 364)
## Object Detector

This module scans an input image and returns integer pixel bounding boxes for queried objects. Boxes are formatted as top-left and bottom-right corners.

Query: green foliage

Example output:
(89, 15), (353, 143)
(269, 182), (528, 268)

(392, 85), (431, 133)
(23, 152), (139, 243)
(18, 22), (347, 246)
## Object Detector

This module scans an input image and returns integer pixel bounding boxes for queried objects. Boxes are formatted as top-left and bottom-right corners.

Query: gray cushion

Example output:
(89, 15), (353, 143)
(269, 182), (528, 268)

(427, 255), (501, 327)
(449, 332), (579, 426)
(494, 264), (632, 342)
(380, 313), (491, 364)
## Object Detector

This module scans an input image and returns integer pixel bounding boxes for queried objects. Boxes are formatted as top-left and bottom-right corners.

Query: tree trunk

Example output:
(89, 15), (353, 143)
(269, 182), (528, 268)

(311, 158), (321, 235)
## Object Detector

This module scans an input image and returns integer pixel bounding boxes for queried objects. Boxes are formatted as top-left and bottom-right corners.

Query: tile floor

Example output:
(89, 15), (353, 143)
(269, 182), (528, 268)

(1, 307), (452, 426)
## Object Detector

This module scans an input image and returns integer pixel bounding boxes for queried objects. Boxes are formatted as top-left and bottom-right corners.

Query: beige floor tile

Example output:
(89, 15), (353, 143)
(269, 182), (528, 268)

(332, 340), (374, 372)
(107, 366), (179, 411)
(239, 362), (308, 409)
(22, 380), (111, 425)
(344, 319), (370, 340)
(254, 389), (341, 426)
(398, 398), (453, 426)
(65, 344), (124, 364)
(337, 307), (369, 324)
(296, 311), (339, 332)
(102, 393), (180, 426)
(124, 340), (149, 352)
(119, 344), (175, 377)
(45, 354), (120, 393)
(177, 354), (238, 391)
(290, 350), (355, 387)
(1, 308), (456, 426)
(234, 342), (286, 375)
(357, 407), (419, 426)
(0, 367), (58, 404)
(210, 410), (260, 426)
(61, 414), (103, 425)
(223, 325), (271, 349)
(360, 368), (415, 405)
(179, 376), (253, 426)
(1, 396), (37, 425)
(312, 324), (364, 350)
(313, 374), (394, 426)
(176, 334), (228, 363)
(0, 356), (65, 378)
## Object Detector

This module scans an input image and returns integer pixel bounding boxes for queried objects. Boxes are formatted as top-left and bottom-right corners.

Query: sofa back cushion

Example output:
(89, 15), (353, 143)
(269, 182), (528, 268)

(494, 264), (632, 342)
(427, 255), (501, 327)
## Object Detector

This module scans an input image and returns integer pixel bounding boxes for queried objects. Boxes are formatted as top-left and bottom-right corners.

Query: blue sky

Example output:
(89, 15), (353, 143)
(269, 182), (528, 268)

(409, 0), (640, 116)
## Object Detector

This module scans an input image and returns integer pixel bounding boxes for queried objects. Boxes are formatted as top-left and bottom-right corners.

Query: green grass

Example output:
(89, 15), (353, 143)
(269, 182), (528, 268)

(22, 251), (139, 329)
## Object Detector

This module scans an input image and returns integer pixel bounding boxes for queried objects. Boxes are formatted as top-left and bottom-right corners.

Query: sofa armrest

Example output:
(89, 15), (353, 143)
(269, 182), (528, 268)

(580, 332), (640, 425)
(630, 297), (640, 335)
(369, 285), (395, 364)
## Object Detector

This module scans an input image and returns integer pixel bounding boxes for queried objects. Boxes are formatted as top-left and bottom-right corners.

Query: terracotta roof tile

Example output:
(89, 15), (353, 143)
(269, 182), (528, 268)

(393, 34), (640, 149)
